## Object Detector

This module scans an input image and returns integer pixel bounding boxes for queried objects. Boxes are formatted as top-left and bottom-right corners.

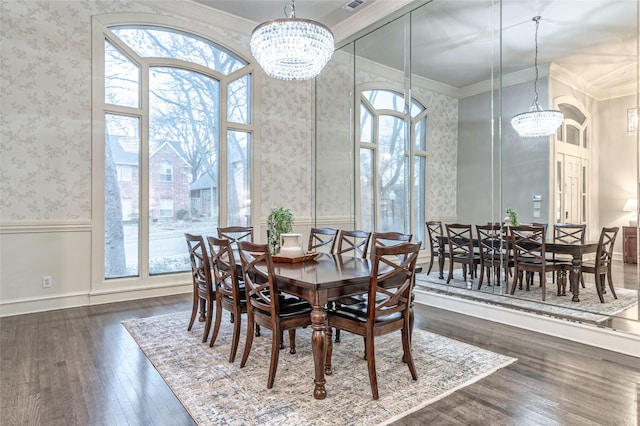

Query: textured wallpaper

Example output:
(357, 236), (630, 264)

(0, 0), (312, 221)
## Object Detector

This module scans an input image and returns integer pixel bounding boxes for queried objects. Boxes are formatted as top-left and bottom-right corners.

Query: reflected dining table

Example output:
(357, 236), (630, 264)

(436, 236), (598, 302)
(255, 253), (385, 400)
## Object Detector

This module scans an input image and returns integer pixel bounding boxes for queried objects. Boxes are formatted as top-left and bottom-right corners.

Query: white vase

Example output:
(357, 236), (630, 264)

(504, 216), (513, 227)
(279, 233), (305, 257)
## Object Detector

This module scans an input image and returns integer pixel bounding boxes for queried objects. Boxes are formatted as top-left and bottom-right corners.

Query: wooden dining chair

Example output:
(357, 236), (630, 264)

(445, 224), (480, 284)
(237, 241), (312, 389)
(185, 233), (216, 343)
(325, 241), (421, 400)
(307, 227), (339, 253)
(553, 224), (586, 288)
(509, 225), (568, 301)
(426, 221), (447, 275)
(475, 224), (512, 289)
(207, 236), (247, 362)
(217, 226), (254, 244)
(580, 227), (619, 303)
(335, 230), (371, 258)
(331, 229), (372, 342)
(370, 231), (412, 252)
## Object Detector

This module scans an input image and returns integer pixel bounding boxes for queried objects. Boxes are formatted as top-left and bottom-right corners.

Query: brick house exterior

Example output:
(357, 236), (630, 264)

(110, 136), (192, 220)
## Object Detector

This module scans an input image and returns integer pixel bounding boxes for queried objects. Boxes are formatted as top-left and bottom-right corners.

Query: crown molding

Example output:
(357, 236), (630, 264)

(332, 0), (415, 44)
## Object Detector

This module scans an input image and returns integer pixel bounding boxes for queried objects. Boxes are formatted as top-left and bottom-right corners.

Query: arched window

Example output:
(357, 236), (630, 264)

(98, 23), (253, 280)
(553, 97), (590, 225)
(358, 88), (428, 245)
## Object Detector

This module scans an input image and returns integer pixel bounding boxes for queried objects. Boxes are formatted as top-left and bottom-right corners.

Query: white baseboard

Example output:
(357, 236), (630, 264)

(414, 289), (640, 358)
(0, 283), (191, 317)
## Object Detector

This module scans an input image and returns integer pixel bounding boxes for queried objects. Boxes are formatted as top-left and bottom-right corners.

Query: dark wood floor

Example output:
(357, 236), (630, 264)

(1, 294), (639, 425)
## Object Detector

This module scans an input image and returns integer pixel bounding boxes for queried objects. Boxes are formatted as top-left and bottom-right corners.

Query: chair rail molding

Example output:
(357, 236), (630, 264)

(0, 219), (92, 234)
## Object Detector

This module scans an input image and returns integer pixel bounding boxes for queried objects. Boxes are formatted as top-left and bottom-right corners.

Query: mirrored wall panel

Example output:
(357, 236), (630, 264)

(314, 0), (639, 336)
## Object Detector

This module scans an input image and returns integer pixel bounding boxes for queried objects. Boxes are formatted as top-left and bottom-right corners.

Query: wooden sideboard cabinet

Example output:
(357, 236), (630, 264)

(623, 226), (637, 264)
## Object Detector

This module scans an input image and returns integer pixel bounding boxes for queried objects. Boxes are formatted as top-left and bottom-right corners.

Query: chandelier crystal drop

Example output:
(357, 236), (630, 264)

(511, 16), (563, 138)
(250, 1), (334, 81)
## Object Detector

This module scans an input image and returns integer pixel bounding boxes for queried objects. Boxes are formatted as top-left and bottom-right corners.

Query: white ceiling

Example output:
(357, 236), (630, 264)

(192, 0), (638, 99)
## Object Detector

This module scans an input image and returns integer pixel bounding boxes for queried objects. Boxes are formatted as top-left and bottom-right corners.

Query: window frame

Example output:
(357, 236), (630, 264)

(355, 85), (428, 246)
(91, 14), (257, 290)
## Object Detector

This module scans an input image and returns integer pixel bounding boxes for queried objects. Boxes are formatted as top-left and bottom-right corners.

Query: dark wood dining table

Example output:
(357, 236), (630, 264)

(256, 253), (376, 400)
(436, 236), (598, 302)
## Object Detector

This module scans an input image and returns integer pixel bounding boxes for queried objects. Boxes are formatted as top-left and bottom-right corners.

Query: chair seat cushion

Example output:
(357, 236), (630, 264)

(253, 297), (312, 318)
(279, 298), (312, 317)
(221, 287), (247, 304)
(328, 302), (402, 324)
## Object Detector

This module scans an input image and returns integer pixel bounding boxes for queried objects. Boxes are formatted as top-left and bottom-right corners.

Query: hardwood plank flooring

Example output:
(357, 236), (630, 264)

(1, 294), (638, 425)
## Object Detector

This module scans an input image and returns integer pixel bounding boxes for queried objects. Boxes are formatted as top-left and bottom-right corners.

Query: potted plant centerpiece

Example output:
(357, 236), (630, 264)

(267, 206), (294, 255)
(504, 208), (519, 227)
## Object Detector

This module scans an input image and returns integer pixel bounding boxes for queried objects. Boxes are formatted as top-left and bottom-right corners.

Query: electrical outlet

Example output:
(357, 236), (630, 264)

(42, 276), (52, 288)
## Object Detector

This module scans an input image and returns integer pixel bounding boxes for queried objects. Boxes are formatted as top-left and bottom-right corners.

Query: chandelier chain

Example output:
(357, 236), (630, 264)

(510, 15), (563, 138)
(285, 0), (296, 19)
(533, 16), (541, 106)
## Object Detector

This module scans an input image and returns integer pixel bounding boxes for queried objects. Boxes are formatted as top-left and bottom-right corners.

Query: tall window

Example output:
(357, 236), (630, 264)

(554, 99), (590, 225)
(358, 89), (427, 246)
(102, 25), (253, 279)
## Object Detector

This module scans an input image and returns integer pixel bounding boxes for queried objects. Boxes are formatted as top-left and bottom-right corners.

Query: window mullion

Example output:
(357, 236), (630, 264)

(139, 61), (150, 279)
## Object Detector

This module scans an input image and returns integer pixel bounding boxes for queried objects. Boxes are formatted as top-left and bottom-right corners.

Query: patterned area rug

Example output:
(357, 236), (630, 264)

(123, 311), (516, 425)
(415, 271), (638, 323)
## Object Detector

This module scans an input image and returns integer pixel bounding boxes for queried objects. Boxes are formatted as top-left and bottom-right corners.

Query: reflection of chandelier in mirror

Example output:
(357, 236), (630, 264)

(250, 0), (334, 81)
(511, 16), (564, 138)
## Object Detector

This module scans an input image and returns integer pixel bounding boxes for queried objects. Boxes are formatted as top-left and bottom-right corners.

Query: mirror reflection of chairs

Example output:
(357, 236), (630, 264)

(552, 224), (586, 288)
(579, 227), (619, 303)
(445, 224), (480, 284)
(508, 225), (569, 301)
(475, 224), (513, 290)
(426, 221), (448, 275)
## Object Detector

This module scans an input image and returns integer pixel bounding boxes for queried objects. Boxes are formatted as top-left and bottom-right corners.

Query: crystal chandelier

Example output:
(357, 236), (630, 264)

(250, 0), (334, 81)
(511, 16), (563, 138)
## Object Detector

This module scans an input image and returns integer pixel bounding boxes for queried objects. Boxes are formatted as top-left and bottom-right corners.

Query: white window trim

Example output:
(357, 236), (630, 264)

(91, 12), (259, 293)
(355, 83), (429, 243)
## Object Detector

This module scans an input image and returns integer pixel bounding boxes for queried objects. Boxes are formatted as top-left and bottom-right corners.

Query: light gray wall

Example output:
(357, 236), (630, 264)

(457, 90), (499, 224)
(597, 94), (638, 253)
(501, 79), (551, 225)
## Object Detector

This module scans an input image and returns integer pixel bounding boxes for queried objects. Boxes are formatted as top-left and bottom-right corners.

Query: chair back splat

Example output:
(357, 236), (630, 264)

(336, 230), (372, 258)
(217, 226), (254, 245)
(207, 236), (247, 362)
(185, 233), (216, 343)
(308, 227), (339, 253)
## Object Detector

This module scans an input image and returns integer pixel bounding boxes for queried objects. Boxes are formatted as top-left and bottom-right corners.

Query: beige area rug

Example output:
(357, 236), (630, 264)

(415, 271), (638, 323)
(123, 311), (517, 425)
